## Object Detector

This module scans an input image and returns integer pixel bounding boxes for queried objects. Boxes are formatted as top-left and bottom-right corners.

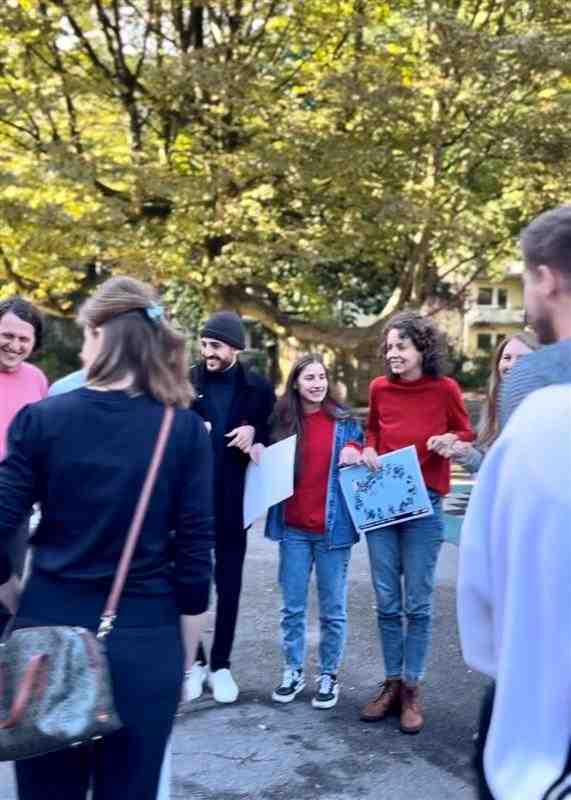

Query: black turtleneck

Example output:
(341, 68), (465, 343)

(204, 362), (239, 464)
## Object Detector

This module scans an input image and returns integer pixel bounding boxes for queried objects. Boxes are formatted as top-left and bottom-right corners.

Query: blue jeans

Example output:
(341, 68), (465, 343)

(366, 492), (444, 684)
(278, 529), (351, 675)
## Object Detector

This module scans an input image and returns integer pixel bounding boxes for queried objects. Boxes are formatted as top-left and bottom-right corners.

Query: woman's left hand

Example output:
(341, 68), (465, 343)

(339, 446), (362, 466)
(0, 575), (22, 616)
(426, 433), (459, 457)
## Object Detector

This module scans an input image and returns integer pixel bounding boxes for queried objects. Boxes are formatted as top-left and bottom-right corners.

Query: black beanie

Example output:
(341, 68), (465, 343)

(201, 311), (246, 350)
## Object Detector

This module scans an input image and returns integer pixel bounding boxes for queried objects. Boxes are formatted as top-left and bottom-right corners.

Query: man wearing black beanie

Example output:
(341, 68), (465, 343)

(185, 310), (275, 704)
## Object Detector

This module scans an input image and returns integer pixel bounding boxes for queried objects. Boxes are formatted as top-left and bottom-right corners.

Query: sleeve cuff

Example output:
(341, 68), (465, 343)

(345, 441), (362, 452)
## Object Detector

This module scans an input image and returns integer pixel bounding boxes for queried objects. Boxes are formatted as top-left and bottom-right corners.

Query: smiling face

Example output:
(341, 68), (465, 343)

(200, 337), (238, 372)
(498, 336), (534, 380)
(295, 361), (328, 411)
(385, 328), (423, 381)
(0, 312), (36, 373)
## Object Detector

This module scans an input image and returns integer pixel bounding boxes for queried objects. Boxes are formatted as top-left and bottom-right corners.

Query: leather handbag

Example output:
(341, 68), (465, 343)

(0, 406), (175, 762)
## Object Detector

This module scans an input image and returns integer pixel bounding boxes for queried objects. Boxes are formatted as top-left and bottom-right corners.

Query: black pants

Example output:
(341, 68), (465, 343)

(475, 683), (496, 800)
(197, 529), (248, 671)
(15, 622), (183, 800)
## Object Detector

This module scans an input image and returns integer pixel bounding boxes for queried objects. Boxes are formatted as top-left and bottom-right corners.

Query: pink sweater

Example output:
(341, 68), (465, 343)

(0, 362), (48, 460)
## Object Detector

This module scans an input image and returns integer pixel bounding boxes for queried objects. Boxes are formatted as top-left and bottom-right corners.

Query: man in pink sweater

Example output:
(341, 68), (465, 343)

(0, 296), (48, 582)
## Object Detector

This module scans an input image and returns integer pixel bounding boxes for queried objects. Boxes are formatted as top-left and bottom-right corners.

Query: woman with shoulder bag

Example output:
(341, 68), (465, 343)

(0, 276), (214, 800)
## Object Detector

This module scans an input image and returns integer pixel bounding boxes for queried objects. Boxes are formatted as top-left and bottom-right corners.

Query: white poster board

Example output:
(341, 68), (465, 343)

(339, 445), (433, 534)
(243, 436), (296, 528)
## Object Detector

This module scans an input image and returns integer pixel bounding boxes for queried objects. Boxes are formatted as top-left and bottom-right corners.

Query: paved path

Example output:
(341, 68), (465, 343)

(0, 521), (487, 799)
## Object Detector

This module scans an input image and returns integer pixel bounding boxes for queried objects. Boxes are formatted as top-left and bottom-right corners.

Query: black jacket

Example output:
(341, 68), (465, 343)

(191, 362), (276, 531)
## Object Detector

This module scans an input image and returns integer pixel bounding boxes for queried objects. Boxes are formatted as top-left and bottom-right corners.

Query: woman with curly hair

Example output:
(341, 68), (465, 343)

(360, 311), (474, 733)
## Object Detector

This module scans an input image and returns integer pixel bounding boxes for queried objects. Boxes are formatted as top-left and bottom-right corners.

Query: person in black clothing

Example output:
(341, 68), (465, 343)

(184, 310), (275, 704)
(0, 276), (214, 800)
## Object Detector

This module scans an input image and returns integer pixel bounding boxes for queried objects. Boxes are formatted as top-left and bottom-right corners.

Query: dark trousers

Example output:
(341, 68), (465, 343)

(15, 623), (184, 800)
(197, 529), (248, 671)
(475, 683), (496, 800)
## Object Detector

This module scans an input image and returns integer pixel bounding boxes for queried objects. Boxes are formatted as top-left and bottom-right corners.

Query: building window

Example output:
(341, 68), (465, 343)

(497, 288), (508, 308)
(477, 333), (493, 351)
(477, 287), (494, 306)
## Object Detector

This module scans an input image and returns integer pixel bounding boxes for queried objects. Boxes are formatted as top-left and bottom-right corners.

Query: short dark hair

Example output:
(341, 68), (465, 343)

(0, 295), (43, 351)
(381, 311), (449, 379)
(520, 205), (571, 284)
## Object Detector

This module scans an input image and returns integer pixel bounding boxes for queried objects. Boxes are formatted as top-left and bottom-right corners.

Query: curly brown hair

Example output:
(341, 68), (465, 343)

(380, 311), (449, 380)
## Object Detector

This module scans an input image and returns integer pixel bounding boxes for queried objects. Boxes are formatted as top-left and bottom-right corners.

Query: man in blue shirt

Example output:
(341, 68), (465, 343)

(499, 205), (571, 427)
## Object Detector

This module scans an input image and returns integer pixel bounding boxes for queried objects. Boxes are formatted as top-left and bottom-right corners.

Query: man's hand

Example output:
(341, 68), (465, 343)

(362, 446), (379, 471)
(339, 446), (362, 466)
(0, 575), (21, 616)
(225, 425), (255, 453)
(427, 433), (459, 457)
(248, 443), (265, 465)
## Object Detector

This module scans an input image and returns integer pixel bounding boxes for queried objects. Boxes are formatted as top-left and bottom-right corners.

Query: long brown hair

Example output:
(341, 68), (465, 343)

(479, 331), (540, 447)
(271, 354), (353, 477)
(78, 276), (193, 408)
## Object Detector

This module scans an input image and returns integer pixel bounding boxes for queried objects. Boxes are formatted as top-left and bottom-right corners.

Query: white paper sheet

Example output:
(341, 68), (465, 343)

(243, 435), (297, 528)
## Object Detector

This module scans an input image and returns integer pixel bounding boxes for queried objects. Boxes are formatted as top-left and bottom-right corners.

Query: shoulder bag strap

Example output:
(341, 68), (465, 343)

(97, 406), (175, 639)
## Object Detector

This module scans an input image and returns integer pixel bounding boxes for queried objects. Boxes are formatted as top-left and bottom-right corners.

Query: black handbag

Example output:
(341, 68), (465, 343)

(0, 407), (174, 761)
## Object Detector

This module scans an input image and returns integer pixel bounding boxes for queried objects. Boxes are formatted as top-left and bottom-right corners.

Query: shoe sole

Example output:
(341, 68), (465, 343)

(360, 706), (401, 722)
(184, 687), (204, 702)
(207, 684), (239, 703)
(312, 694), (339, 710)
(271, 681), (306, 703)
(400, 723), (423, 735)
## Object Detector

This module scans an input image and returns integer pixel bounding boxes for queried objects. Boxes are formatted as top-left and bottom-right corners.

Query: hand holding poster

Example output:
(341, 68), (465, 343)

(339, 445), (433, 534)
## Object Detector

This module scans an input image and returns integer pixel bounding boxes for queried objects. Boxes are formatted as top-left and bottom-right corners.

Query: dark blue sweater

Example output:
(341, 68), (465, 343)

(0, 389), (214, 615)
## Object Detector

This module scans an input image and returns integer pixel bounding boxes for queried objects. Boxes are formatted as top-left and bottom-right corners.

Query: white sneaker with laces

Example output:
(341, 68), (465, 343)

(311, 673), (339, 709)
(271, 668), (305, 704)
(183, 662), (207, 702)
(208, 668), (239, 703)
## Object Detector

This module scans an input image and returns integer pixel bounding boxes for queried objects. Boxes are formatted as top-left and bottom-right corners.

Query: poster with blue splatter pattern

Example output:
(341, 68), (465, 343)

(339, 446), (433, 533)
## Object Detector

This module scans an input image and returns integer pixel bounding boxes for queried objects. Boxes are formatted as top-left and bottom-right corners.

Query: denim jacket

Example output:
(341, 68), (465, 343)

(265, 416), (363, 550)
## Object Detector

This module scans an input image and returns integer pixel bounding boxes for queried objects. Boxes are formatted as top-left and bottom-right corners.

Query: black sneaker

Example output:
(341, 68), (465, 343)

(271, 668), (305, 703)
(311, 674), (339, 709)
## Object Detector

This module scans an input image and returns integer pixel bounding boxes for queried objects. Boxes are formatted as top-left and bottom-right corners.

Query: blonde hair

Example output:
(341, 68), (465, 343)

(78, 276), (193, 408)
(479, 331), (540, 447)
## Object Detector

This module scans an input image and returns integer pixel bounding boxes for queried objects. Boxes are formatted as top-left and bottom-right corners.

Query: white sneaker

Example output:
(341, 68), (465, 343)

(311, 673), (339, 709)
(183, 662), (207, 702)
(207, 668), (239, 703)
(272, 668), (305, 704)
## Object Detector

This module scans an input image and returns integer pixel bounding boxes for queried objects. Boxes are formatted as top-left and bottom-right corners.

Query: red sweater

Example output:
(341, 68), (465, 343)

(284, 409), (335, 534)
(365, 375), (475, 496)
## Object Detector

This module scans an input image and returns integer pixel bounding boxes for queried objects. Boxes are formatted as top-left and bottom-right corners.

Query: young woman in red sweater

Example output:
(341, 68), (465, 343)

(360, 311), (474, 733)
(265, 354), (363, 709)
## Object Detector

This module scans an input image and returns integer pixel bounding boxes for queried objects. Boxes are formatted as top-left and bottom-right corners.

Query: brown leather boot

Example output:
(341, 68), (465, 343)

(400, 683), (424, 734)
(360, 679), (402, 722)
